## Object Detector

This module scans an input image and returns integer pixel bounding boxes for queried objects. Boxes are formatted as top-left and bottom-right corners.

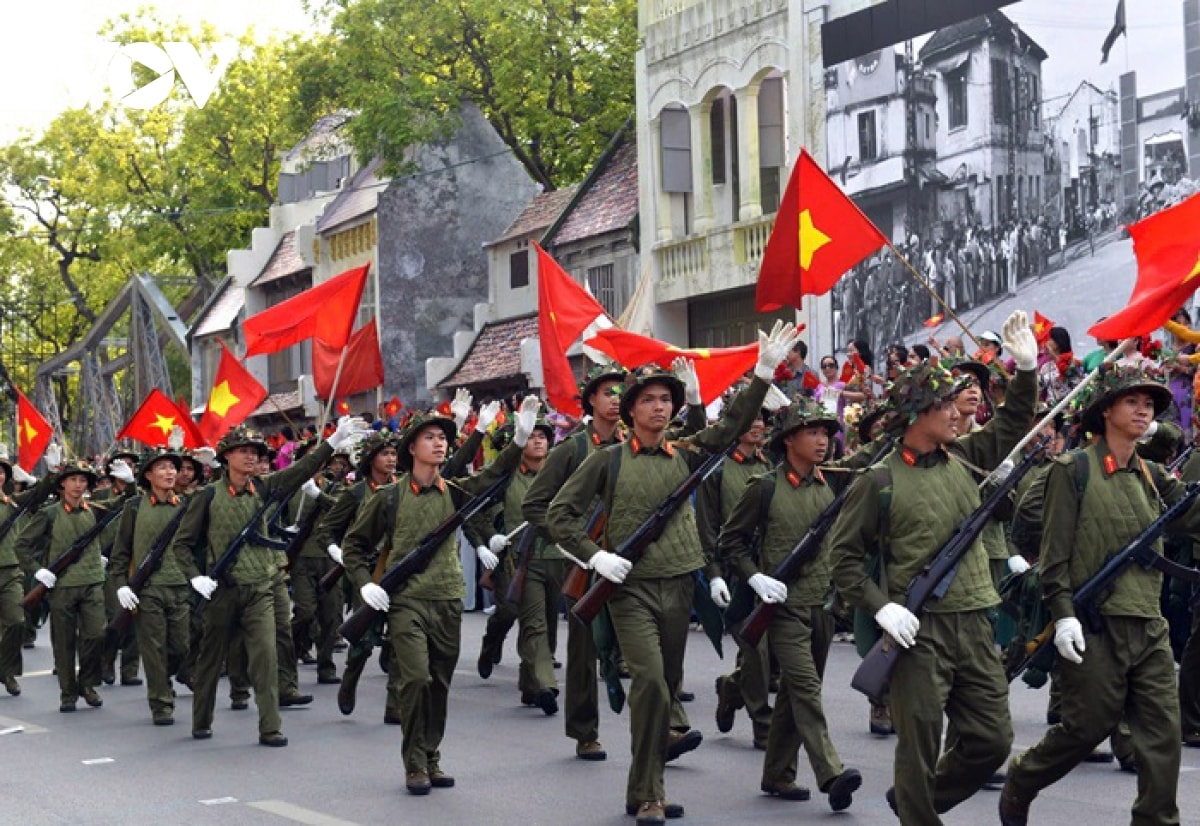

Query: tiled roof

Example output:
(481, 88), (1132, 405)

(490, 185), (580, 245)
(438, 314), (539, 388)
(317, 156), (385, 234)
(551, 141), (638, 246)
(251, 231), (309, 287)
(919, 10), (1047, 63)
(191, 281), (244, 338)
(250, 390), (303, 418)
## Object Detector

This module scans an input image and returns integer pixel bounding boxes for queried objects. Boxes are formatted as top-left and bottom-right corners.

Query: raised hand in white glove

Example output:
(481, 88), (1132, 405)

(167, 424), (186, 451)
(117, 586), (139, 611)
(1002, 310), (1038, 371)
(476, 400), (502, 432)
(326, 544), (344, 566)
(748, 572), (788, 604)
(672, 357), (702, 406)
(34, 568), (57, 589)
(190, 575), (217, 600)
(1007, 555), (1031, 575)
(591, 550), (632, 584)
(488, 533), (510, 555)
(754, 320), (801, 381)
(361, 582), (390, 612)
(301, 479), (322, 500)
(875, 602), (920, 648)
(193, 446), (218, 469)
(709, 576), (731, 608)
(512, 394), (541, 448)
(1054, 617), (1086, 664)
(327, 415), (370, 450)
(12, 465), (36, 485)
(44, 443), (63, 472)
(476, 545), (500, 571)
(110, 459), (136, 485)
(763, 383), (791, 412)
(1139, 420), (1160, 441)
(450, 388), (473, 431)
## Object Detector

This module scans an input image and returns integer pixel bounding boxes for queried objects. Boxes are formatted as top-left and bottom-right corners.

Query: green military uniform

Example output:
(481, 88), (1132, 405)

(95, 468), (141, 685)
(172, 435), (334, 741)
(0, 471), (56, 691)
(341, 418), (522, 778)
(548, 372), (769, 810)
(109, 483), (189, 722)
(829, 363), (1036, 824)
(699, 444), (773, 745)
(1005, 426), (1200, 825)
(285, 479), (341, 683)
(1178, 450), (1200, 745)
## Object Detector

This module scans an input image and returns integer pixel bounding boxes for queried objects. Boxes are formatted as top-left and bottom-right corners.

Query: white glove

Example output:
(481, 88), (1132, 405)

(361, 582), (390, 612)
(754, 320), (801, 381)
(476, 400), (502, 432)
(34, 568), (57, 589)
(875, 602), (920, 648)
(167, 424), (186, 451)
(709, 576), (731, 608)
(110, 459), (136, 485)
(763, 383), (791, 412)
(450, 388), (473, 431)
(512, 394), (541, 448)
(1139, 420), (1160, 441)
(1007, 555), (1031, 575)
(748, 572), (788, 604)
(1054, 617), (1086, 664)
(326, 544), (344, 566)
(1002, 310), (1038, 371)
(488, 533), (510, 554)
(44, 443), (62, 472)
(327, 415), (369, 450)
(193, 446), (219, 468)
(672, 357), (702, 406)
(117, 586), (139, 611)
(12, 465), (36, 485)
(476, 545), (500, 571)
(190, 575), (217, 600)
(301, 479), (322, 500)
(100, 555), (109, 570)
(591, 550), (632, 584)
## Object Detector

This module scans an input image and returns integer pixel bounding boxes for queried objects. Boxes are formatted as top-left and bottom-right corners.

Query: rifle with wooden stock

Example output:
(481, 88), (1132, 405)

(192, 489), (290, 617)
(108, 503), (190, 634)
(1006, 480), (1200, 683)
(737, 439), (894, 648)
(850, 435), (1050, 704)
(22, 500), (130, 611)
(339, 472), (512, 645)
(571, 443), (737, 625)
(558, 503), (607, 602)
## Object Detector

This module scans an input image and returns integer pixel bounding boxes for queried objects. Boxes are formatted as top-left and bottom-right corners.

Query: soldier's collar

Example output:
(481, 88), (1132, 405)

(588, 423), (624, 446)
(1096, 439), (1149, 479)
(367, 475), (394, 492)
(731, 446), (764, 465)
(782, 462), (824, 488)
(630, 434), (674, 458)
(898, 443), (950, 468)
(62, 499), (90, 513)
(409, 475), (446, 495)
(148, 492), (179, 506)
(227, 480), (257, 497)
(519, 462), (538, 476)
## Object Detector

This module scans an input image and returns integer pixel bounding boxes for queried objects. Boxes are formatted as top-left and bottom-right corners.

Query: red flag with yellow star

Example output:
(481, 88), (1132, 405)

(535, 243), (609, 417)
(1089, 193), (1200, 340)
(197, 342), (268, 445)
(15, 388), (52, 472)
(116, 389), (205, 449)
(1032, 311), (1055, 345)
(756, 148), (888, 312)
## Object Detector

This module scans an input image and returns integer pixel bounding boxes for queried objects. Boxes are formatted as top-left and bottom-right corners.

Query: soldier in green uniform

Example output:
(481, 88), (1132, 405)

(721, 397), (862, 810)
(468, 417), (557, 711)
(109, 447), (190, 725)
(703, 410), (774, 747)
(340, 398), (536, 794)
(1180, 450), (1200, 750)
(546, 320), (799, 826)
(16, 458), (133, 712)
(97, 451), (142, 687)
(828, 310), (1038, 824)
(0, 443), (59, 697)
(174, 417), (366, 746)
(1000, 365), (1200, 826)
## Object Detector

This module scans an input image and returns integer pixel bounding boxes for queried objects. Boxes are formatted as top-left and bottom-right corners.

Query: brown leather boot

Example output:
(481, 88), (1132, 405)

(338, 649), (368, 715)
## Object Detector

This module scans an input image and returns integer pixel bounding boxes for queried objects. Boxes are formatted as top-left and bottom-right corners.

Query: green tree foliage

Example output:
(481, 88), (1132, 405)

(300, 0), (637, 189)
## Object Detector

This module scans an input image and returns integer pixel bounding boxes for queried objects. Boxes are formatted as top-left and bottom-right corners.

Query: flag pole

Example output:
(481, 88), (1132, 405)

(886, 242), (987, 353)
(318, 347), (350, 434)
(267, 395), (301, 437)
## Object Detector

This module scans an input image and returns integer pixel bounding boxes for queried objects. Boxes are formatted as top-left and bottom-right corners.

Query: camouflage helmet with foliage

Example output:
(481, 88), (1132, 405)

(1071, 362), (1172, 435)
(939, 356), (991, 394)
(578, 362), (627, 416)
(885, 361), (971, 431)
(768, 395), (841, 456)
(618, 364), (684, 427)
(356, 429), (401, 476)
(215, 425), (270, 460)
(396, 412), (457, 472)
(490, 418), (556, 451)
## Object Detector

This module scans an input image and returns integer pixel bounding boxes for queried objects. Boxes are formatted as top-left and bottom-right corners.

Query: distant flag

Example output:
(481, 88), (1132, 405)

(535, 243), (609, 417)
(197, 342), (268, 445)
(117, 389), (204, 449)
(242, 263), (369, 357)
(1032, 311), (1056, 345)
(755, 148), (888, 311)
(923, 314), (945, 328)
(335, 399), (351, 416)
(1100, 0), (1126, 64)
(312, 319), (385, 399)
(384, 396), (403, 418)
(14, 388), (52, 472)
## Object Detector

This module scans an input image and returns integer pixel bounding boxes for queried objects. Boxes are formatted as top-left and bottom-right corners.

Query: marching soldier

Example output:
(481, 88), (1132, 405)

(828, 310), (1037, 824)
(1001, 365), (1200, 825)
(720, 397), (862, 810)
(109, 447), (190, 725)
(340, 398), (537, 795)
(547, 320), (798, 826)
(97, 450), (143, 687)
(173, 417), (366, 747)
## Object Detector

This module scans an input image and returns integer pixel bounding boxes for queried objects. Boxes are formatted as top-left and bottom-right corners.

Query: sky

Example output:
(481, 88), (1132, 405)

(0, 0), (317, 144)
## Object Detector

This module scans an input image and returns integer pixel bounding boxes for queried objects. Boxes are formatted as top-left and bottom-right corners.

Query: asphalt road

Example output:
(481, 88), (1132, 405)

(2, 610), (1198, 825)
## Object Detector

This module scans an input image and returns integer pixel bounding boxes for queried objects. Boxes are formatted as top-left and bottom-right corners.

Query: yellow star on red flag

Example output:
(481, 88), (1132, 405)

(152, 413), (176, 435)
(798, 209), (831, 271)
(21, 418), (38, 445)
(207, 381), (241, 418)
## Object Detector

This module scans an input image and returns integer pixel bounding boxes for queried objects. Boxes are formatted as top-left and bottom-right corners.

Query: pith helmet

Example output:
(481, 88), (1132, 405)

(396, 413), (457, 472)
(768, 396), (841, 456)
(137, 449), (183, 489)
(54, 460), (99, 490)
(215, 425), (270, 461)
(618, 365), (684, 427)
(579, 363), (627, 416)
(1074, 363), (1172, 435)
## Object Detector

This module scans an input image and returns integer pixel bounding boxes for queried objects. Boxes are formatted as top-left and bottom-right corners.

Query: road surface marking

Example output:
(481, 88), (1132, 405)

(82, 757), (114, 765)
(248, 800), (360, 826)
(0, 714), (45, 734)
(199, 797), (238, 805)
